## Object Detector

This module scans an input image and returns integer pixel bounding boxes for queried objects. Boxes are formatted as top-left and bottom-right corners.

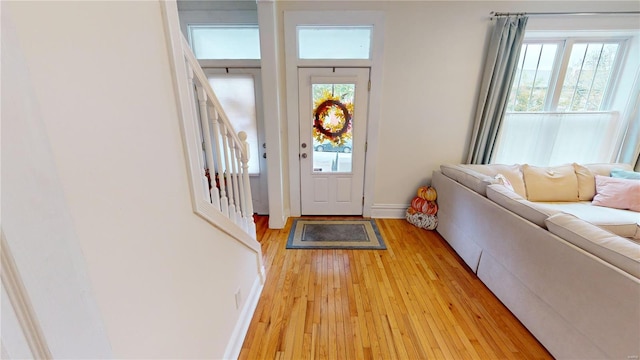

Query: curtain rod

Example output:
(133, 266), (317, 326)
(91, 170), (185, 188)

(491, 11), (640, 18)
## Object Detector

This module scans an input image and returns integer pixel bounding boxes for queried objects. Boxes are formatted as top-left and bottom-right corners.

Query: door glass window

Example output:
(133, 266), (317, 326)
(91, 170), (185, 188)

(208, 74), (260, 174)
(311, 83), (355, 173)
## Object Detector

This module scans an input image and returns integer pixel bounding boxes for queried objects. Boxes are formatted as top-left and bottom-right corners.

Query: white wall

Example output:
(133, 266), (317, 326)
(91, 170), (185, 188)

(3, 1), (261, 358)
(275, 1), (640, 214)
(2, 5), (112, 357)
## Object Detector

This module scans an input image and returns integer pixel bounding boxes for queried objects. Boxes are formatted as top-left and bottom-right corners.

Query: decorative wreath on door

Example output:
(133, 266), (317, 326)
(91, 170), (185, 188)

(313, 91), (354, 146)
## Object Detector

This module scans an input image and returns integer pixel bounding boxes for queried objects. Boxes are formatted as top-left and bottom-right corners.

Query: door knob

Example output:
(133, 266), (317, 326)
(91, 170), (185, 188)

(301, 153), (308, 159)
(301, 143), (307, 148)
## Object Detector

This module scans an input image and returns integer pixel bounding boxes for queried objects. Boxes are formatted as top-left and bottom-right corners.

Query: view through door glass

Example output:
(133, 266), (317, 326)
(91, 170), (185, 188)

(311, 83), (355, 173)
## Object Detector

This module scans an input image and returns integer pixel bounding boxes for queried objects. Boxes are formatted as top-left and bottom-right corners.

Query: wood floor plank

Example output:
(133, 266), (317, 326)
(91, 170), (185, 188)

(240, 217), (553, 359)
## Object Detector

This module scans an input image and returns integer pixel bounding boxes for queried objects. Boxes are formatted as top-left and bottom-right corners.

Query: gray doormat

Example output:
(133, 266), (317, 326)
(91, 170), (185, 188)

(286, 219), (386, 250)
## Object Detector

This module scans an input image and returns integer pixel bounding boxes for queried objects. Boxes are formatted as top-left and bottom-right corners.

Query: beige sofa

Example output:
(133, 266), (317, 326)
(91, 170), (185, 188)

(431, 163), (640, 360)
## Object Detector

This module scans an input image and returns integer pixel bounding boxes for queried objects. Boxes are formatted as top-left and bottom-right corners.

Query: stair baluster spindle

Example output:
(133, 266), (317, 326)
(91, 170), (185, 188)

(239, 131), (256, 239)
(228, 138), (242, 227)
(234, 141), (248, 232)
(220, 124), (236, 221)
(211, 108), (229, 218)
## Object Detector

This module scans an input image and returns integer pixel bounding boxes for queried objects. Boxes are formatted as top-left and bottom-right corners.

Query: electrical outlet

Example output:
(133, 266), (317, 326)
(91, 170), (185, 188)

(235, 289), (242, 309)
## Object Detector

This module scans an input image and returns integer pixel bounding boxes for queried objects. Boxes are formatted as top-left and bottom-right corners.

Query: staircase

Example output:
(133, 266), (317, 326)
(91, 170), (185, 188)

(182, 37), (257, 239)
(162, 2), (264, 283)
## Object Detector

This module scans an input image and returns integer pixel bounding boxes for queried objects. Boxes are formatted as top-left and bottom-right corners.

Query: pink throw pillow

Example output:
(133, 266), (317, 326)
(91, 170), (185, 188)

(592, 175), (640, 212)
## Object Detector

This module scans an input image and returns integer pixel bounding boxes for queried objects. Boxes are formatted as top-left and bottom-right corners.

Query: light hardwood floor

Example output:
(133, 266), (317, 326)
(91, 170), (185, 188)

(239, 216), (553, 360)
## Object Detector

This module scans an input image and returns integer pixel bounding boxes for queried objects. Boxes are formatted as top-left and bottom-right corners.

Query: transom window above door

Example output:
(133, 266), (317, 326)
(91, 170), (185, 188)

(297, 26), (373, 60)
(189, 25), (261, 60)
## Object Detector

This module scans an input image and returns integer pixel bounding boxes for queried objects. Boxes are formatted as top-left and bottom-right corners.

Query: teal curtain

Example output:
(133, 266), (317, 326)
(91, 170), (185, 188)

(466, 16), (528, 164)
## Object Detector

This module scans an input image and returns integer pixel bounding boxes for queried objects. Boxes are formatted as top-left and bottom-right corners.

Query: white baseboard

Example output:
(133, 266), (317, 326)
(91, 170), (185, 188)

(370, 204), (409, 219)
(222, 275), (264, 360)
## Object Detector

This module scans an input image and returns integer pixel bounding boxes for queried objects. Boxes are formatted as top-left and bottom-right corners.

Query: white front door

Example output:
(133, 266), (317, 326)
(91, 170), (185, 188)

(298, 68), (370, 215)
(205, 68), (269, 214)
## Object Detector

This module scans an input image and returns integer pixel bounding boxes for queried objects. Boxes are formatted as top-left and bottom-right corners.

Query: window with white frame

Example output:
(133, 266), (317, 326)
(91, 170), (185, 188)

(189, 25), (261, 60)
(297, 26), (373, 60)
(492, 35), (635, 166)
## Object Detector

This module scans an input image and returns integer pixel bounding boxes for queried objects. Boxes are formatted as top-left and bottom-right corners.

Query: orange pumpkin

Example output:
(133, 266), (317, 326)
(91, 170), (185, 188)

(411, 197), (438, 215)
(417, 186), (437, 201)
(411, 197), (429, 213)
(407, 207), (417, 215)
(423, 200), (438, 215)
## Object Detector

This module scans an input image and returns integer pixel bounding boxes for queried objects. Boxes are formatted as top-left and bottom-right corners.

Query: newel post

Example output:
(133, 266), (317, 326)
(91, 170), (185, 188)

(238, 131), (256, 239)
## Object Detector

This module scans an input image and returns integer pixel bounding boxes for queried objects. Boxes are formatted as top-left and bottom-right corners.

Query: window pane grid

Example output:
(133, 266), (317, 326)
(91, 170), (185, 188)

(507, 46), (527, 111)
(507, 43), (558, 112)
(566, 43), (590, 111)
(583, 44), (605, 110)
(525, 45), (545, 110)
(558, 42), (619, 112)
(591, 44), (618, 110)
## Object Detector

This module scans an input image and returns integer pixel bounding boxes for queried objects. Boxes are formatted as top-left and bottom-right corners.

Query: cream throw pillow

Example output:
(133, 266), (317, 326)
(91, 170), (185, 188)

(522, 164), (579, 202)
(573, 163), (596, 201)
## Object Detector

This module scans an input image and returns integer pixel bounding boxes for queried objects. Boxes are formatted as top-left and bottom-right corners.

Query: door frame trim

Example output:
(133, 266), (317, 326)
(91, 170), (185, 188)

(284, 10), (386, 217)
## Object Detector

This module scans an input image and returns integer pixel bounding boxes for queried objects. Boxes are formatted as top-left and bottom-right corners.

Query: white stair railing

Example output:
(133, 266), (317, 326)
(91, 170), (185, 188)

(181, 37), (256, 239)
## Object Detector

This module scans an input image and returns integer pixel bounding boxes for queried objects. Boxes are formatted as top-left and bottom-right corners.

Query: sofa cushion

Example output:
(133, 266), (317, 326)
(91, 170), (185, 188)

(465, 164), (526, 197)
(486, 184), (559, 228)
(593, 175), (640, 212)
(522, 164), (579, 202)
(530, 202), (640, 239)
(439, 164), (496, 196)
(574, 163), (597, 201)
(545, 213), (640, 278)
(574, 163), (634, 201)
